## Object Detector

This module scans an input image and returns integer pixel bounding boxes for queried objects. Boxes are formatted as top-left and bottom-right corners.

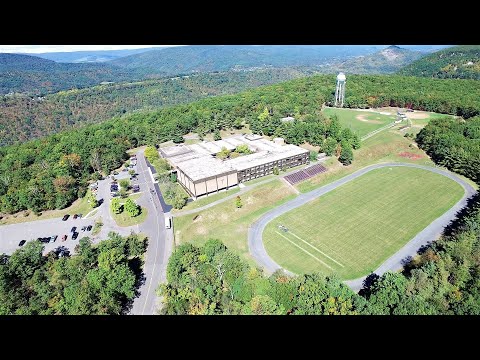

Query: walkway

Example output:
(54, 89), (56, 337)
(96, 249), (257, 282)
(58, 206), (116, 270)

(247, 163), (477, 292)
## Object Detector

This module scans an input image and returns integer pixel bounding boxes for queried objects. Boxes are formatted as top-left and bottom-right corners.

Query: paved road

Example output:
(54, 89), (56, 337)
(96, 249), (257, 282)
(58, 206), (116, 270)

(129, 150), (174, 315)
(248, 163), (477, 291)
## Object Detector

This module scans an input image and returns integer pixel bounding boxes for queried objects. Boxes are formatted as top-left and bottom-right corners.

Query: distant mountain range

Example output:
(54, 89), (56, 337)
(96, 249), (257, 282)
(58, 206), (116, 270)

(0, 45), (455, 95)
(30, 47), (168, 63)
(0, 53), (146, 95)
(398, 45), (480, 80)
(109, 45), (395, 74)
(316, 45), (424, 74)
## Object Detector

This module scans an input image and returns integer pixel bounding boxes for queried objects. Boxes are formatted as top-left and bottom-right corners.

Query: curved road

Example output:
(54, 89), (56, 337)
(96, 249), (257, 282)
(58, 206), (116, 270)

(248, 163), (477, 291)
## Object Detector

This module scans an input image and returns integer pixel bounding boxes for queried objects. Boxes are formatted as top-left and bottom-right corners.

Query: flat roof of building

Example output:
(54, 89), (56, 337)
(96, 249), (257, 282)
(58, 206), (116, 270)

(176, 156), (235, 181)
(161, 134), (309, 182)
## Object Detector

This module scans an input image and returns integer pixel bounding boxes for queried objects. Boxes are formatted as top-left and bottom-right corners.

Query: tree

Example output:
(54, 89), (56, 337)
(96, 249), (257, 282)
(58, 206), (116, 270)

(258, 107), (270, 122)
(322, 137), (337, 156)
(124, 198), (140, 217)
(170, 173), (177, 183)
(309, 151), (318, 161)
(216, 147), (230, 160)
(338, 142), (354, 165)
(111, 198), (122, 214)
(235, 196), (242, 208)
(172, 190), (188, 209)
(128, 169), (135, 176)
(119, 179), (130, 191)
(119, 189), (128, 199)
(273, 166), (279, 175)
(144, 146), (159, 162)
(87, 192), (98, 208)
(214, 130), (221, 141)
(351, 133), (361, 150)
(236, 144), (252, 154)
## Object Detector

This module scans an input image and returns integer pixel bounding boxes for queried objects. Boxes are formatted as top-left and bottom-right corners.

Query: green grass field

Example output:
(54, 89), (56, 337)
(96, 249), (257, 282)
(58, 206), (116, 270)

(111, 206), (148, 227)
(323, 108), (395, 137)
(263, 167), (464, 279)
(174, 179), (296, 265)
(172, 187), (241, 213)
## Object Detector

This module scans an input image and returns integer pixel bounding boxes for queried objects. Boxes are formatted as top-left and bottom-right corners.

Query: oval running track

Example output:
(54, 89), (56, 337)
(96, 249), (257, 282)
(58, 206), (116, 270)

(247, 163), (477, 292)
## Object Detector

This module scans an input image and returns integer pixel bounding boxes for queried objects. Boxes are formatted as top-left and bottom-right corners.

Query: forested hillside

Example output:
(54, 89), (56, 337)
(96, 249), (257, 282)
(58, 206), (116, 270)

(0, 233), (147, 315)
(416, 116), (480, 185)
(110, 45), (387, 73)
(0, 53), (145, 95)
(399, 45), (480, 80)
(0, 68), (310, 146)
(318, 46), (423, 74)
(0, 74), (479, 215)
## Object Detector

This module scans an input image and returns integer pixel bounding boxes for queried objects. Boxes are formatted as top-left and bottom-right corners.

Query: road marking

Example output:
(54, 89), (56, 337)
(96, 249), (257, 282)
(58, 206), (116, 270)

(288, 231), (344, 267)
(275, 231), (333, 270)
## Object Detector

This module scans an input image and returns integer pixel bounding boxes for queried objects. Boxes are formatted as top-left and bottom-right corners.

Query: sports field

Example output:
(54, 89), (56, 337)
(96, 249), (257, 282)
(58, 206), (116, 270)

(263, 167), (464, 279)
(322, 108), (395, 137)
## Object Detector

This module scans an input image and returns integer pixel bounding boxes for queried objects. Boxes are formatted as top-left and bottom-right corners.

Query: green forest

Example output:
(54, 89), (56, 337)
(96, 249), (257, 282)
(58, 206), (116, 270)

(161, 189), (480, 315)
(416, 116), (480, 184)
(0, 53), (145, 96)
(0, 68), (308, 146)
(1, 74), (479, 215)
(0, 232), (147, 315)
(399, 45), (480, 80)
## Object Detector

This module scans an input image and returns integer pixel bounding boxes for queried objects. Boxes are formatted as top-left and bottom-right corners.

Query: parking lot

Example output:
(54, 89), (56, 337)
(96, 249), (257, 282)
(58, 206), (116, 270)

(0, 155), (142, 256)
(0, 215), (96, 255)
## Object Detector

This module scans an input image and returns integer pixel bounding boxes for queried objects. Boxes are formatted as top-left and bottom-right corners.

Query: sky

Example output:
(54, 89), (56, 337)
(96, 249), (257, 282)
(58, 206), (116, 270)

(0, 45), (183, 53)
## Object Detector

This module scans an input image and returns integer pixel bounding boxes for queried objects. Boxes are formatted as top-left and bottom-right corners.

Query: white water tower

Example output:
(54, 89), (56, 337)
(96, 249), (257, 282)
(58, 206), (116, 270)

(334, 72), (346, 107)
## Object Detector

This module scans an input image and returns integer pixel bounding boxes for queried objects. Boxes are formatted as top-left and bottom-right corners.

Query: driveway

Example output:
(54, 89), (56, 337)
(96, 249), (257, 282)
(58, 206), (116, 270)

(248, 163), (477, 291)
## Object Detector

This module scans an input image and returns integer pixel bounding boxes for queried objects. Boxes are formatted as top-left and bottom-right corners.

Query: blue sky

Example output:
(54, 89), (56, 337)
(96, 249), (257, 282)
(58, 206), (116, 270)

(0, 45), (182, 53)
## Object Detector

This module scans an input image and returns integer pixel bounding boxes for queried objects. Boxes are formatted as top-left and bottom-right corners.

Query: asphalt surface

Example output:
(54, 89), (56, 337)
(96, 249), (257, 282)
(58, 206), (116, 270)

(248, 163), (477, 291)
(129, 150), (174, 315)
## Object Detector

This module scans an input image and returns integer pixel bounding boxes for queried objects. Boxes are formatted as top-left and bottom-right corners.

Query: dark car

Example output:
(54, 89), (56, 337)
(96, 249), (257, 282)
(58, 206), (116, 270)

(62, 214), (70, 221)
(73, 214), (78, 219)
(70, 226), (76, 233)
(40, 237), (50, 243)
(72, 232), (79, 240)
(86, 225), (93, 231)
(18, 240), (26, 247)
(61, 235), (67, 242)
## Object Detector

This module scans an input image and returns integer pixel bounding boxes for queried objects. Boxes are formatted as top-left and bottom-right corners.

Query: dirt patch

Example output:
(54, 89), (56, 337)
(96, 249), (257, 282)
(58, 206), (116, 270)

(356, 114), (383, 124)
(405, 112), (429, 120)
(398, 152), (423, 160)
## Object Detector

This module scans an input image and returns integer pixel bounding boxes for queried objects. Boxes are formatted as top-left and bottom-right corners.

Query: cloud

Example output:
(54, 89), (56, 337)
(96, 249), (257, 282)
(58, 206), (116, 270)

(0, 45), (183, 53)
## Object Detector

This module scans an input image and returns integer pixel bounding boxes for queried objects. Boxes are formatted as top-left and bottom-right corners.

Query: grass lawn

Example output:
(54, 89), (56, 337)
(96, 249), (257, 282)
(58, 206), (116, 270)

(263, 167), (465, 279)
(296, 128), (438, 193)
(323, 108), (395, 137)
(243, 175), (277, 186)
(174, 180), (296, 265)
(128, 193), (142, 201)
(173, 187), (241, 213)
(0, 189), (96, 226)
(111, 206), (148, 227)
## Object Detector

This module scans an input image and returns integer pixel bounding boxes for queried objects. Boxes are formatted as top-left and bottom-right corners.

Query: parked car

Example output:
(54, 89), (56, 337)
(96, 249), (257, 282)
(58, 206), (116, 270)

(78, 214), (83, 219)
(62, 214), (70, 221)
(18, 240), (26, 247)
(70, 226), (77, 233)
(72, 232), (79, 240)
(113, 171), (119, 175)
(49, 235), (58, 243)
(81, 226), (86, 231)
(61, 235), (67, 242)
(86, 225), (93, 231)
